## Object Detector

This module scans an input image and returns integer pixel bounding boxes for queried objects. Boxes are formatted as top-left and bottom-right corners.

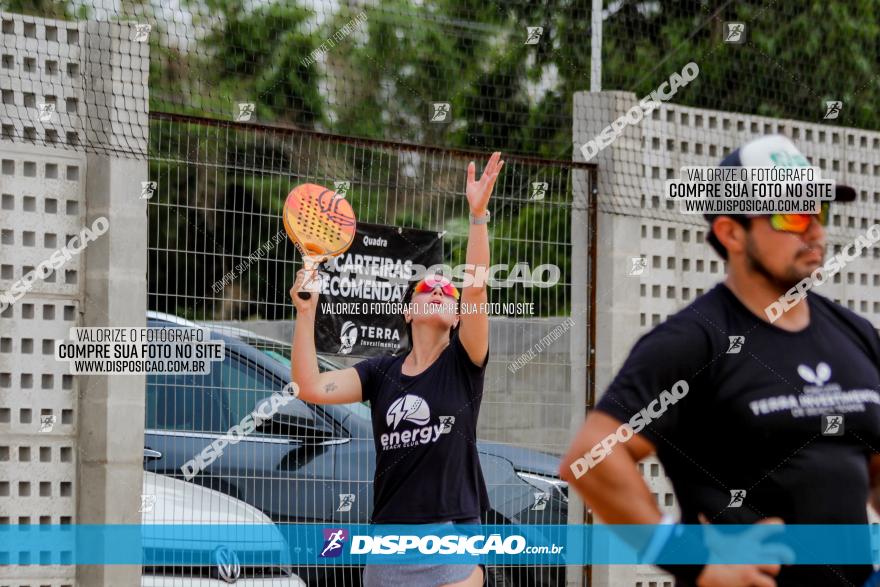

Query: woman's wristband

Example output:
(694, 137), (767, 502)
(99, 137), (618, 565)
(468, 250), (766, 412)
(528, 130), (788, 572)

(470, 210), (490, 224)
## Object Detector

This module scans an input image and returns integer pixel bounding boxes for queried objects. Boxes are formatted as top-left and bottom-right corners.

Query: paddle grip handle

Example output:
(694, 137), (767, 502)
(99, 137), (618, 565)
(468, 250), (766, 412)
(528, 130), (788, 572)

(298, 254), (322, 301)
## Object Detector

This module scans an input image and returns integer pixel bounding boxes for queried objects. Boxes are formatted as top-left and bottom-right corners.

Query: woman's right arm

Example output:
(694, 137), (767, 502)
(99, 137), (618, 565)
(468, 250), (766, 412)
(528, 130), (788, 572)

(289, 268), (363, 404)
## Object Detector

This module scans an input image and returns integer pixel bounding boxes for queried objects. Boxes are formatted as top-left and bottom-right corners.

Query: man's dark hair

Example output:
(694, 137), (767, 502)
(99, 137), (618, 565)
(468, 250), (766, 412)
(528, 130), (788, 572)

(705, 215), (751, 260)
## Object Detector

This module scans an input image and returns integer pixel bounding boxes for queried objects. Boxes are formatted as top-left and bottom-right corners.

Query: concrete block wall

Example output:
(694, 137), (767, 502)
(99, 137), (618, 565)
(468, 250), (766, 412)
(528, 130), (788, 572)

(1, 11), (148, 587)
(575, 89), (880, 587)
(0, 143), (84, 587)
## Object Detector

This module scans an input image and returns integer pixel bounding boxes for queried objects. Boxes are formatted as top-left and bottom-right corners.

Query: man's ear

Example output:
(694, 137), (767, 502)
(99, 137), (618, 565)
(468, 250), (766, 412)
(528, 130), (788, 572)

(713, 216), (748, 258)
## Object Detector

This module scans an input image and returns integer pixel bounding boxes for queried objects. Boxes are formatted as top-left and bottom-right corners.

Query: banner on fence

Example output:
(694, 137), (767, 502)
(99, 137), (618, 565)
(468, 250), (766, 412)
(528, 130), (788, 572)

(315, 222), (443, 357)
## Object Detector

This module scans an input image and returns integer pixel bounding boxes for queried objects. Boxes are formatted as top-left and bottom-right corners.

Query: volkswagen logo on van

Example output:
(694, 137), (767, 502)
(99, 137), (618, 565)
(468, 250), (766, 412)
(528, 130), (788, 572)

(214, 546), (241, 583)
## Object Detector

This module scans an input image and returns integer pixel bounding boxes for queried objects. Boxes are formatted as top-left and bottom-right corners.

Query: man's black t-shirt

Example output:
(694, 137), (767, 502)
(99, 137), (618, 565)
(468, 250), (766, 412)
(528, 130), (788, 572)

(597, 283), (880, 587)
(354, 332), (490, 523)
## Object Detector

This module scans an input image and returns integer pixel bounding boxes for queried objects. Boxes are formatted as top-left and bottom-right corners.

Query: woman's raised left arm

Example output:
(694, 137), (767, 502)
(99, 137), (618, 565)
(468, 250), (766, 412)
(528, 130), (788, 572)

(458, 151), (504, 366)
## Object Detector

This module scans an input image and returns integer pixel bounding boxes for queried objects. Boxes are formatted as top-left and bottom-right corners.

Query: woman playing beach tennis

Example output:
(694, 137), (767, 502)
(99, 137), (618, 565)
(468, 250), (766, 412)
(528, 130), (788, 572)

(289, 152), (503, 587)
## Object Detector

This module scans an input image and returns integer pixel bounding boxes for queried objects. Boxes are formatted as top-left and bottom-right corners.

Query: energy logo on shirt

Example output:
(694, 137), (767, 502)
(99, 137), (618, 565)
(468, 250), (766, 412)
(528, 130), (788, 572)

(381, 394), (448, 450)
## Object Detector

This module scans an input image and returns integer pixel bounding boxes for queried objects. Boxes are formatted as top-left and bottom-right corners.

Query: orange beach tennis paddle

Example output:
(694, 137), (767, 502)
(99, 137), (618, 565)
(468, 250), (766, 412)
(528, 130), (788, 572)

(283, 183), (357, 300)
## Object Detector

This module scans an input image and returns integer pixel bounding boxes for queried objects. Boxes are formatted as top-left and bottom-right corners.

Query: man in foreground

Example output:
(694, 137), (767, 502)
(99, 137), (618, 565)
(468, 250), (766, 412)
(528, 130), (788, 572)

(561, 135), (880, 586)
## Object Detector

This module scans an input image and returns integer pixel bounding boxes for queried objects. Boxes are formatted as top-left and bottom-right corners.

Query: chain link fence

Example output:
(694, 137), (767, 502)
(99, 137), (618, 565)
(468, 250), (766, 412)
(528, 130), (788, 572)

(145, 112), (594, 586)
(4, 1), (879, 586)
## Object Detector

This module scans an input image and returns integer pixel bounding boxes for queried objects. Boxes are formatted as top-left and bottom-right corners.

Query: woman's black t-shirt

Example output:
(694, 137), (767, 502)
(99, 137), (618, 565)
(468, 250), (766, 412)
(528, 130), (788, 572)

(354, 332), (490, 523)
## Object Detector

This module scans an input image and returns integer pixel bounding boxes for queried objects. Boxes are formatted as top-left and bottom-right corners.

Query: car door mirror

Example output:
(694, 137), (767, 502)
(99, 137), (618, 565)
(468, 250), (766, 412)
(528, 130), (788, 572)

(143, 447), (163, 461)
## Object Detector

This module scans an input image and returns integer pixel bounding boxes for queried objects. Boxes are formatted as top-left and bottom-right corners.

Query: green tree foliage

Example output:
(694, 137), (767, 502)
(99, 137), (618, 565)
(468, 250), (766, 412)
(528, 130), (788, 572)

(166, 0), (325, 126)
(593, 1), (879, 133)
(0, 0), (88, 19)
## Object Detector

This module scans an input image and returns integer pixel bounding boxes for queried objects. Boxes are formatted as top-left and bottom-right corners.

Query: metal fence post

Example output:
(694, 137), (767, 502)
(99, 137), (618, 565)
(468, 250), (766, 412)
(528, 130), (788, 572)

(566, 145), (598, 587)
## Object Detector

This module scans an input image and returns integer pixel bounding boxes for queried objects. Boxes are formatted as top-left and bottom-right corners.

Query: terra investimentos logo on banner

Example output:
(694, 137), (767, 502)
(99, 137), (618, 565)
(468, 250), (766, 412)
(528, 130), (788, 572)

(314, 223), (442, 357)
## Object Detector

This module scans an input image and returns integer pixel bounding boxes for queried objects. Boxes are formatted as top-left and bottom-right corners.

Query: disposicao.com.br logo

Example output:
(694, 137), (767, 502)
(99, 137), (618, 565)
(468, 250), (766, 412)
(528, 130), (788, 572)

(319, 528), (563, 557)
(320, 528), (348, 558)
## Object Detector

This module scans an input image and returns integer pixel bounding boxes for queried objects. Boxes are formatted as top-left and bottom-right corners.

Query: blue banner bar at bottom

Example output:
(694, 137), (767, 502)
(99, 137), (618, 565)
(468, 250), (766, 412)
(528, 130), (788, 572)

(0, 524), (878, 566)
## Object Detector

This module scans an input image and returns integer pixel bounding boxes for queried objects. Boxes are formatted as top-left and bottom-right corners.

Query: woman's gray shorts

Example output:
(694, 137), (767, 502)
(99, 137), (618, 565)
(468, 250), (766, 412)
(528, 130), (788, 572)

(362, 517), (483, 587)
(363, 562), (481, 587)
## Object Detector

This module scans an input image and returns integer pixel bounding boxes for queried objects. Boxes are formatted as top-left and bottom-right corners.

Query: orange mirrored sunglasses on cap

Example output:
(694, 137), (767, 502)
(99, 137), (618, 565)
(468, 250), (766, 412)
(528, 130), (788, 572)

(767, 202), (830, 234)
(413, 276), (460, 300)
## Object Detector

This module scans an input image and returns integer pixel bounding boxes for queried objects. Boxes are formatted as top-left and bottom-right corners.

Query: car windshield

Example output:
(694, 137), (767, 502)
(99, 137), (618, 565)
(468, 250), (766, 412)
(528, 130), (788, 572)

(237, 334), (373, 419)
(346, 400), (372, 420)
(262, 348), (291, 367)
(242, 336), (331, 371)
